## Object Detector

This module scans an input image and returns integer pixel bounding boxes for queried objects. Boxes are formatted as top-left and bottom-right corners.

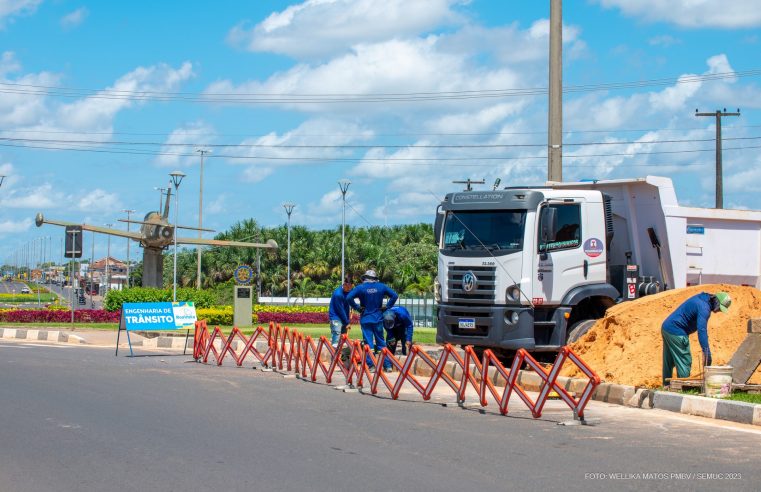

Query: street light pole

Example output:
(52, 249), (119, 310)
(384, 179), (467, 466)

(196, 149), (210, 289)
(338, 179), (351, 283)
(169, 171), (186, 302)
(283, 203), (295, 306)
(122, 209), (135, 288)
(104, 224), (113, 295)
(90, 231), (95, 308)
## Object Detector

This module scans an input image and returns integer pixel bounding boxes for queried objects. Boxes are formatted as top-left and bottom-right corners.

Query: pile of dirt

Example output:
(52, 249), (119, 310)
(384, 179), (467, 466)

(562, 284), (761, 388)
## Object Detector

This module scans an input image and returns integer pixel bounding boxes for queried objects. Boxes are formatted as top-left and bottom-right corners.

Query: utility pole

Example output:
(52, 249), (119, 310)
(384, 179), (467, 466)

(196, 149), (210, 289)
(548, 0), (563, 182)
(122, 209), (135, 289)
(695, 108), (740, 209)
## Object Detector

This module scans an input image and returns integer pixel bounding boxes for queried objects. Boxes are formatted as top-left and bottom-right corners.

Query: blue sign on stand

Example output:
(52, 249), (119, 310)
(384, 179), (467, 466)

(116, 302), (197, 356)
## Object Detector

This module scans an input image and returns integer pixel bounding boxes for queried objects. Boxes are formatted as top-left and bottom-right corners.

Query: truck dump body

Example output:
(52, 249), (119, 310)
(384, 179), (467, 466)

(550, 176), (761, 289)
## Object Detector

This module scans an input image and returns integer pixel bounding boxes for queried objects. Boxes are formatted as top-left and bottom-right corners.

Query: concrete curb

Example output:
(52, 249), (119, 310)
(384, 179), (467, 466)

(0, 327), (86, 344)
(651, 391), (761, 426)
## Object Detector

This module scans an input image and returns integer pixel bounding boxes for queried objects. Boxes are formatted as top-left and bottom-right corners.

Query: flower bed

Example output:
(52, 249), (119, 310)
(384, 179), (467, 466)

(0, 309), (121, 323)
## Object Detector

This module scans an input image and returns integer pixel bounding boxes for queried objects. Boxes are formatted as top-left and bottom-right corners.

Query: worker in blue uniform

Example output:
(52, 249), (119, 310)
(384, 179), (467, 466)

(328, 275), (354, 348)
(661, 291), (731, 386)
(346, 269), (398, 371)
(382, 306), (414, 356)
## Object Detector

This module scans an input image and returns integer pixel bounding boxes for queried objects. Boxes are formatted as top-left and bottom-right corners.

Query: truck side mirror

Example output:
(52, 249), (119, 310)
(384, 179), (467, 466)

(540, 206), (557, 244)
(433, 206), (444, 244)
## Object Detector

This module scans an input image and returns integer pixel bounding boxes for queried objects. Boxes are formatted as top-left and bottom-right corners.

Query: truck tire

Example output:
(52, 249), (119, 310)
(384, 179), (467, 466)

(567, 319), (597, 344)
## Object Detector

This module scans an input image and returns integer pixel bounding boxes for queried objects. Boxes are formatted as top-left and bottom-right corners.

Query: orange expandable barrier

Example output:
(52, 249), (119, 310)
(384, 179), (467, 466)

(192, 320), (601, 419)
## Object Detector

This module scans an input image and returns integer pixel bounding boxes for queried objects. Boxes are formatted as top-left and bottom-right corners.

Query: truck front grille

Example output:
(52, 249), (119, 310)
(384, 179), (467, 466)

(447, 265), (496, 305)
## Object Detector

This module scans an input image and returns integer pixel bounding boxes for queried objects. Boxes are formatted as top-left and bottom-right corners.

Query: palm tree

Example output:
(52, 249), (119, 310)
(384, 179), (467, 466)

(292, 277), (316, 305)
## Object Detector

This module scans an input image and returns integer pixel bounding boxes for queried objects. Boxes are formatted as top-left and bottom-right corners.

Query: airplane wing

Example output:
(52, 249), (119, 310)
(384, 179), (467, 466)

(35, 213), (143, 240)
(176, 236), (278, 249)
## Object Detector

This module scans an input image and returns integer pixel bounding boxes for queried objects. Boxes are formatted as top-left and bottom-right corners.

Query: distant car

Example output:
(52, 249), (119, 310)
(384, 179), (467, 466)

(21, 287), (31, 294)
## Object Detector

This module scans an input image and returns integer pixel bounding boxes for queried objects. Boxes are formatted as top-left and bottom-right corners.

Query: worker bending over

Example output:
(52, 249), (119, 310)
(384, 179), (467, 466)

(382, 306), (414, 356)
(661, 291), (731, 386)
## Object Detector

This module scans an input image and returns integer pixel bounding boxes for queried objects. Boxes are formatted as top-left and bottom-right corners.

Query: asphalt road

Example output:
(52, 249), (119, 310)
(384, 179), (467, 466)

(45, 282), (102, 310)
(1, 341), (759, 492)
(0, 280), (29, 294)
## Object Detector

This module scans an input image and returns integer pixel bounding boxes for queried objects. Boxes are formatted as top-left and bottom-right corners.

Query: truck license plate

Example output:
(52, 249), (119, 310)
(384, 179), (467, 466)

(458, 318), (476, 329)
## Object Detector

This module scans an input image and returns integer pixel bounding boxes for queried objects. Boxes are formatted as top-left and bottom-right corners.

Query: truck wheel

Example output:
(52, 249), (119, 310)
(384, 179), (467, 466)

(567, 319), (597, 344)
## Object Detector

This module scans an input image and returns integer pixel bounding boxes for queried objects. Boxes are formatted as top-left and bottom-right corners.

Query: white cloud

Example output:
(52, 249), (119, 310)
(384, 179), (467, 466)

(0, 217), (31, 234)
(595, 0), (761, 29)
(228, 0), (466, 59)
(0, 0), (41, 28)
(206, 194), (227, 215)
(76, 189), (120, 212)
(227, 119), (372, 182)
(206, 37), (522, 114)
(60, 6), (88, 30)
(648, 34), (681, 47)
(294, 188), (366, 227)
(0, 58), (194, 142)
(1, 183), (61, 208)
(155, 121), (216, 168)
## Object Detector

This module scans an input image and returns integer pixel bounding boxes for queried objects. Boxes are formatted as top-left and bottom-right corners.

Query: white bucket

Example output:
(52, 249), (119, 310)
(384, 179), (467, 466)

(704, 365), (733, 398)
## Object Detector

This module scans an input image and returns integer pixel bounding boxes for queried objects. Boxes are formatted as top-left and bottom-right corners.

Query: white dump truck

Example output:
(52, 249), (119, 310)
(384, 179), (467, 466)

(434, 176), (761, 357)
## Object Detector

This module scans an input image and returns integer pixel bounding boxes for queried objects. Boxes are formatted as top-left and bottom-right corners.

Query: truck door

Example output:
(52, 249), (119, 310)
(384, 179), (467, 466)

(533, 201), (587, 304)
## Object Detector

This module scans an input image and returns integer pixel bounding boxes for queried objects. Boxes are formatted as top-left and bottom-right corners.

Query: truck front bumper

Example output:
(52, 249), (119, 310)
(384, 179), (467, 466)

(436, 303), (570, 351)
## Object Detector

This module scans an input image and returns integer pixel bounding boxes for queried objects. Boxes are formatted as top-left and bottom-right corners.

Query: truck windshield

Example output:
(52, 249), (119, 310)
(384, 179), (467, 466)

(442, 210), (526, 251)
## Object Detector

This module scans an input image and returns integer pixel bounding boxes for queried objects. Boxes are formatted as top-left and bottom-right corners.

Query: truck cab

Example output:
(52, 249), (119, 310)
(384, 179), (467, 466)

(434, 187), (618, 357)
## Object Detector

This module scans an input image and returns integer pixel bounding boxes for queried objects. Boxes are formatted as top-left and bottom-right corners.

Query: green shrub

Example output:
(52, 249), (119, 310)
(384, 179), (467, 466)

(104, 287), (216, 311)
(196, 306), (258, 326)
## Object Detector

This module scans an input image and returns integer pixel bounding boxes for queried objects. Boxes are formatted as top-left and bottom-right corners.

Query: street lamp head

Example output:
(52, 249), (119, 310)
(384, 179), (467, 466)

(338, 179), (351, 194)
(196, 148), (213, 155)
(169, 170), (186, 188)
(283, 202), (296, 216)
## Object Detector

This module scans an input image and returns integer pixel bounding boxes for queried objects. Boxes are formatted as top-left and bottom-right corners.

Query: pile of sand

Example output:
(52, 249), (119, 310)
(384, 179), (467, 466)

(562, 284), (761, 388)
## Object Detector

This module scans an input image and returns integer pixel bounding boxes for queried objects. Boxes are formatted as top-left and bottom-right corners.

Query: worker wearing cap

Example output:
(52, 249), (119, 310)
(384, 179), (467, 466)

(328, 275), (354, 348)
(383, 306), (414, 356)
(661, 291), (731, 386)
(346, 269), (398, 372)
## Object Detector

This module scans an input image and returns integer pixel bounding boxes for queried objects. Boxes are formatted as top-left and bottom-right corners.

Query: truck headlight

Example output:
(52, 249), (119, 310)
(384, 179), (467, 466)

(504, 310), (520, 325)
(505, 285), (521, 303)
(434, 277), (441, 303)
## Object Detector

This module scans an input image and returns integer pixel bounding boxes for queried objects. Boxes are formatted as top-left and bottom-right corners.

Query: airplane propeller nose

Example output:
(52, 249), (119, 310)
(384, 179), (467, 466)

(35, 213), (44, 227)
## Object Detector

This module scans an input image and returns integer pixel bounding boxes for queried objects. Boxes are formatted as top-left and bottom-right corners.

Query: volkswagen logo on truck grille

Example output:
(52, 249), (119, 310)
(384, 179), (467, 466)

(462, 271), (477, 292)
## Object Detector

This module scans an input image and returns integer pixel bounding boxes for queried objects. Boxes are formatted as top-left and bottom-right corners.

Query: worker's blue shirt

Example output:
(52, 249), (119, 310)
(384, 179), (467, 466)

(347, 281), (398, 325)
(387, 306), (414, 342)
(662, 292), (713, 353)
(328, 287), (351, 326)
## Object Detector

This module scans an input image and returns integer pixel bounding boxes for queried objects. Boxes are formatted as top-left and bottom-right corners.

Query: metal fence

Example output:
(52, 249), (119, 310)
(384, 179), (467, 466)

(396, 295), (437, 327)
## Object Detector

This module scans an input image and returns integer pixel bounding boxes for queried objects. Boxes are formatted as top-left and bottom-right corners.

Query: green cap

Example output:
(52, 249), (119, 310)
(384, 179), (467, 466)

(715, 291), (731, 313)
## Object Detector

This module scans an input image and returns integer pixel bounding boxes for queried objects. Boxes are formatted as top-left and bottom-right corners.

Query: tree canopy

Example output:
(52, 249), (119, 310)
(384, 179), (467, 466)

(143, 221), (437, 297)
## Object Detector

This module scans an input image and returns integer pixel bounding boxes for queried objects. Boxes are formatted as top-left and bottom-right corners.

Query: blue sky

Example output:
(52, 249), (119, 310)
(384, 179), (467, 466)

(1, 0), (760, 262)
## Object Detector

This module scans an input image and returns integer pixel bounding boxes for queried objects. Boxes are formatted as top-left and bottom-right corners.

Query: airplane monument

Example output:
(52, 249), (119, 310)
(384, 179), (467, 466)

(35, 186), (277, 288)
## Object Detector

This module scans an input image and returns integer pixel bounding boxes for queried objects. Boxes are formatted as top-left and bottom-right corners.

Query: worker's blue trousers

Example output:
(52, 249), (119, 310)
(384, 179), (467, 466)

(360, 321), (391, 370)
